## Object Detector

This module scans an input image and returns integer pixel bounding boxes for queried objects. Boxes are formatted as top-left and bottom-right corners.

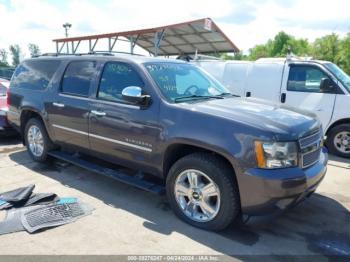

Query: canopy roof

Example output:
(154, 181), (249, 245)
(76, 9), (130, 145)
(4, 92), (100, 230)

(53, 18), (239, 56)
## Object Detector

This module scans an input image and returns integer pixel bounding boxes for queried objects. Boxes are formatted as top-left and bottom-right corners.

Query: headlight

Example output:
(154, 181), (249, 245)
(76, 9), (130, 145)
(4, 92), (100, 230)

(254, 141), (298, 168)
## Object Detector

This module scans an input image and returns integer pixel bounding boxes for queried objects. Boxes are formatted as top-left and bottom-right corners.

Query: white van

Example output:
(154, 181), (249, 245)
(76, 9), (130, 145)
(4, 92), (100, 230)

(194, 58), (350, 158)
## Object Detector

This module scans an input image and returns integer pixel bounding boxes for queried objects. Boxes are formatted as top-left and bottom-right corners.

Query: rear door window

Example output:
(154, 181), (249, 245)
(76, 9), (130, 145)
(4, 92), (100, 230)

(97, 62), (144, 103)
(11, 60), (61, 90)
(61, 61), (96, 97)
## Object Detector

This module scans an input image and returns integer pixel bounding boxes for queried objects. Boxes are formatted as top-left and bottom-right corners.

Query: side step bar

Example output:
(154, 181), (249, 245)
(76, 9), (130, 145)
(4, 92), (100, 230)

(48, 151), (165, 195)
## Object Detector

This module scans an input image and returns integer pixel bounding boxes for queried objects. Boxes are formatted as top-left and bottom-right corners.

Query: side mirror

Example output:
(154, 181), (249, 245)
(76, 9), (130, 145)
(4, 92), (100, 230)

(320, 78), (335, 93)
(122, 86), (151, 107)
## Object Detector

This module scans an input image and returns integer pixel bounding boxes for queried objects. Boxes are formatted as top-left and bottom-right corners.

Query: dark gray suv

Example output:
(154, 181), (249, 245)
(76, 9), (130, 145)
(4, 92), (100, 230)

(7, 54), (328, 230)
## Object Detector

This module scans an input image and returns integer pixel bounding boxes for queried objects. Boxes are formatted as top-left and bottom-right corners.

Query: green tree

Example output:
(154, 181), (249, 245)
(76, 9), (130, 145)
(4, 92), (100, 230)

(271, 31), (291, 56)
(9, 44), (22, 66)
(249, 44), (270, 60)
(312, 33), (341, 63)
(219, 52), (248, 60)
(28, 43), (41, 57)
(248, 31), (311, 59)
(287, 38), (311, 57)
(0, 48), (9, 67)
(338, 33), (350, 75)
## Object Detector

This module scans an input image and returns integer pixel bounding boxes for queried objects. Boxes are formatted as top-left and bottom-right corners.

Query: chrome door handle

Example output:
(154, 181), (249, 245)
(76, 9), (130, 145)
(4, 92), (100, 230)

(91, 110), (106, 117)
(52, 102), (65, 108)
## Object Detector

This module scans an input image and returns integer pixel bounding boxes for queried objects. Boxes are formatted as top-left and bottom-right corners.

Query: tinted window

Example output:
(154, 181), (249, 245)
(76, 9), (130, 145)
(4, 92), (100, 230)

(61, 61), (96, 96)
(0, 68), (15, 80)
(11, 60), (60, 90)
(287, 66), (329, 93)
(98, 62), (144, 103)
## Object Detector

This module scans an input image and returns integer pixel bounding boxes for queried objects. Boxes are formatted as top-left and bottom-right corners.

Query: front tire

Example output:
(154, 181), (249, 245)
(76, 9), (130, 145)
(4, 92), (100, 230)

(166, 153), (240, 231)
(326, 124), (350, 158)
(24, 118), (54, 162)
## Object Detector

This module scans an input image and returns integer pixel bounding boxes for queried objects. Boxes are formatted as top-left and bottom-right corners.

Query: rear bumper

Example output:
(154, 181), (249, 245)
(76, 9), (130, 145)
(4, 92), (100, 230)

(239, 147), (328, 219)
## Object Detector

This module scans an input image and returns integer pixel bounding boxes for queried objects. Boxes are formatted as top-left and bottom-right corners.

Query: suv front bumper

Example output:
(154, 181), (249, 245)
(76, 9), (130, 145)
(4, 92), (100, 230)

(239, 147), (328, 219)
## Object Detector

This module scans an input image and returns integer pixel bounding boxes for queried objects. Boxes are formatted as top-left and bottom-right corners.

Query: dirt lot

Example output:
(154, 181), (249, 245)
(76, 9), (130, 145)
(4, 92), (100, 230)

(0, 136), (349, 258)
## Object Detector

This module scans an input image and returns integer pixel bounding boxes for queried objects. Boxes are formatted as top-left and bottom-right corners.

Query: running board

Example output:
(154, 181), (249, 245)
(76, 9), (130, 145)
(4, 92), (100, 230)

(48, 151), (165, 195)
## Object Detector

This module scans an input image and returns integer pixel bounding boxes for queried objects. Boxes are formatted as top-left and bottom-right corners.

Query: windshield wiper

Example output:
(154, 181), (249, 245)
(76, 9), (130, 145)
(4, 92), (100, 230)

(218, 92), (240, 97)
(174, 95), (224, 103)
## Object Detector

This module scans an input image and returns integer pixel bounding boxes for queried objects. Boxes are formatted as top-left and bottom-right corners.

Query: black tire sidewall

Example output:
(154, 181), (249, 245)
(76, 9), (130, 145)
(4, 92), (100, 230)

(326, 124), (350, 158)
(24, 118), (51, 162)
(166, 153), (240, 231)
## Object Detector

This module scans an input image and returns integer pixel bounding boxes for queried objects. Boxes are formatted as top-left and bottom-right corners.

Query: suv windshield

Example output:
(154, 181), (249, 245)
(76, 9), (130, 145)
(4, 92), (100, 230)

(144, 62), (230, 102)
(324, 63), (350, 92)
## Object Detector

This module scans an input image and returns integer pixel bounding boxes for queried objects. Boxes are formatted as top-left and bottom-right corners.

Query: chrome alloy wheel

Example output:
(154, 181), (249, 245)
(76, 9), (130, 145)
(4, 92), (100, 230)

(334, 131), (350, 154)
(27, 125), (44, 157)
(174, 169), (220, 222)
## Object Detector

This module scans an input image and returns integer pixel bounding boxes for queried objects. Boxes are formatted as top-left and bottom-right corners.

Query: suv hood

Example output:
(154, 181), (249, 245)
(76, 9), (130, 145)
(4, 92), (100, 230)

(183, 97), (321, 140)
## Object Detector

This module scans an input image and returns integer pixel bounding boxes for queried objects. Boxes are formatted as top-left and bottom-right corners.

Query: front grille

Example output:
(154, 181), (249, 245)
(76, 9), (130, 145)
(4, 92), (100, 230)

(299, 130), (321, 149)
(302, 148), (321, 168)
(299, 129), (322, 168)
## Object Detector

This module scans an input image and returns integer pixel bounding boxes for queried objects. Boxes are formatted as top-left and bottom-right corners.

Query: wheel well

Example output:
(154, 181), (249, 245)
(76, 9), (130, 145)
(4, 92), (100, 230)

(326, 118), (350, 135)
(163, 144), (236, 178)
(20, 110), (42, 141)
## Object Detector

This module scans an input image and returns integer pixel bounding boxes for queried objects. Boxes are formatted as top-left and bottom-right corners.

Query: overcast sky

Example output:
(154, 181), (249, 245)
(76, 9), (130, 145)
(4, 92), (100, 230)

(0, 0), (349, 58)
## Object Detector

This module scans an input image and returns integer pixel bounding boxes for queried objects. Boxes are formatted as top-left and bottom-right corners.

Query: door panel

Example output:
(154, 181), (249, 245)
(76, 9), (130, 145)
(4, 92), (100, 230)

(89, 101), (159, 168)
(47, 94), (90, 148)
(46, 61), (97, 149)
(246, 63), (284, 102)
(281, 65), (336, 129)
(88, 61), (161, 171)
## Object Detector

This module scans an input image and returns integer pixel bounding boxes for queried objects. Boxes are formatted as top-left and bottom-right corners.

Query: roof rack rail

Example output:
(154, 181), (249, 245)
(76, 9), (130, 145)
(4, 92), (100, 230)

(177, 53), (221, 62)
(92, 51), (144, 56)
(32, 51), (145, 58)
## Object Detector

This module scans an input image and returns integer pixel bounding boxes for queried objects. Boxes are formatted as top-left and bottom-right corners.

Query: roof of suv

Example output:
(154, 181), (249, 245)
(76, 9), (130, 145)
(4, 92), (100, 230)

(28, 54), (186, 65)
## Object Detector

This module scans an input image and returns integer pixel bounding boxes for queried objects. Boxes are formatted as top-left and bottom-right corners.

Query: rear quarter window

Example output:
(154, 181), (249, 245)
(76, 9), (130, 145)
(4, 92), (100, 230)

(11, 60), (61, 90)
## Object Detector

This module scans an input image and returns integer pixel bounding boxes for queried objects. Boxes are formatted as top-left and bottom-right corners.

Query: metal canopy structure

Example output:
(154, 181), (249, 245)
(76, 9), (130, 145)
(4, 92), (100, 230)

(53, 18), (239, 56)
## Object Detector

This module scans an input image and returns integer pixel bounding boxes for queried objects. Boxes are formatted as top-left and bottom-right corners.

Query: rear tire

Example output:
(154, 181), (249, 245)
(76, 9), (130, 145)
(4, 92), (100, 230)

(24, 118), (54, 162)
(326, 124), (350, 158)
(166, 153), (240, 231)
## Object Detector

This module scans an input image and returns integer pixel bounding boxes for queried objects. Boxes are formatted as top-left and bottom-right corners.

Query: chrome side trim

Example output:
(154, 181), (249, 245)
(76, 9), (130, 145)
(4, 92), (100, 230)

(52, 124), (89, 136)
(58, 93), (140, 110)
(52, 124), (152, 152)
(58, 93), (90, 101)
(91, 99), (140, 110)
(89, 133), (152, 152)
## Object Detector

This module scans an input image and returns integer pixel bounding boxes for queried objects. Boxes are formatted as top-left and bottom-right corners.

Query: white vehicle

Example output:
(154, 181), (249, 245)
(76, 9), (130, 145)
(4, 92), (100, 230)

(194, 57), (350, 158)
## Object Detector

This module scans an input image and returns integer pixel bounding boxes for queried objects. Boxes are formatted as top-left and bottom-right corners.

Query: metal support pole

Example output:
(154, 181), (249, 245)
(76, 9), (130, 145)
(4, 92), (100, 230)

(130, 36), (134, 54)
(89, 40), (92, 53)
(154, 30), (165, 56)
(56, 42), (59, 53)
(111, 37), (118, 51)
(58, 43), (65, 54)
(91, 39), (98, 52)
(74, 41), (81, 54)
